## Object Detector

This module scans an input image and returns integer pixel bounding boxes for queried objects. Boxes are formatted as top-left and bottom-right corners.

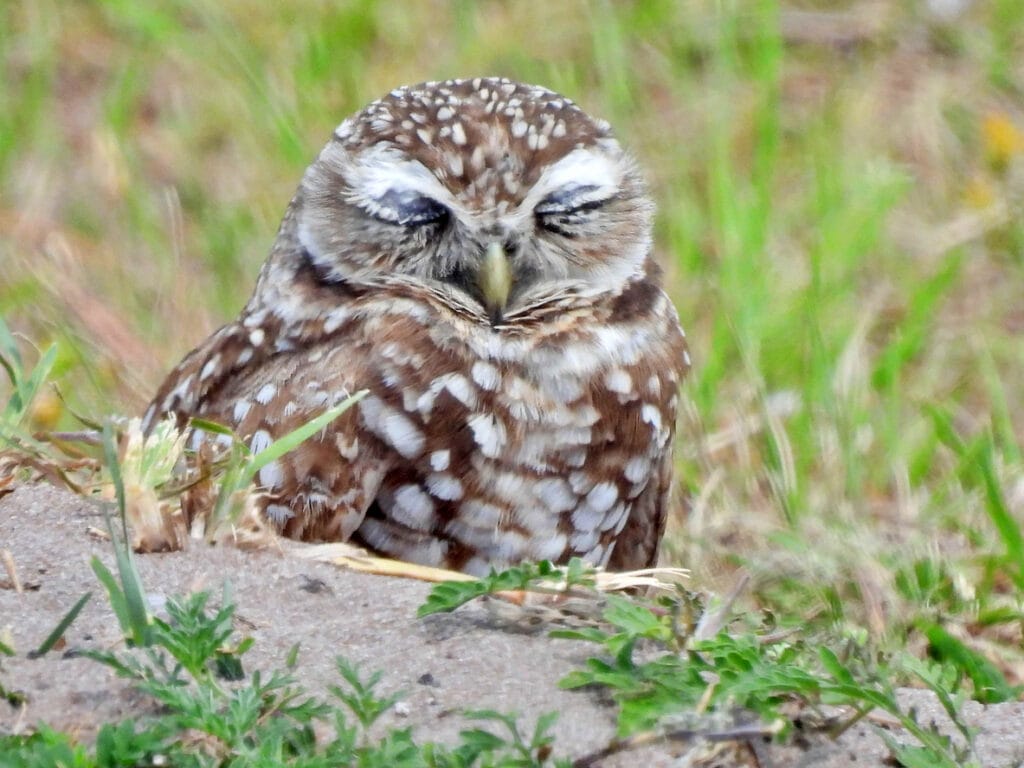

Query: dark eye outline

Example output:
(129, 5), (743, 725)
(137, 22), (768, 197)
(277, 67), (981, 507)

(534, 184), (610, 215)
(370, 189), (450, 228)
(535, 185), (611, 235)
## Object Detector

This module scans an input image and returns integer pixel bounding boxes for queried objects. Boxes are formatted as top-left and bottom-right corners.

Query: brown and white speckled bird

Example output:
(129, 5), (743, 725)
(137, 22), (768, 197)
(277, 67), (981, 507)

(143, 77), (690, 575)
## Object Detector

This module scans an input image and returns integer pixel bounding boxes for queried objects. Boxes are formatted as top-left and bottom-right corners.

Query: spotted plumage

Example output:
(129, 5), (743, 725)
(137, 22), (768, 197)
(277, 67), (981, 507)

(144, 77), (690, 575)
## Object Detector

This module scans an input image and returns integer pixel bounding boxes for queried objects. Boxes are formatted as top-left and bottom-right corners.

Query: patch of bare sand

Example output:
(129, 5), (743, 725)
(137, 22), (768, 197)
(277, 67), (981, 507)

(2, 484), (1023, 766)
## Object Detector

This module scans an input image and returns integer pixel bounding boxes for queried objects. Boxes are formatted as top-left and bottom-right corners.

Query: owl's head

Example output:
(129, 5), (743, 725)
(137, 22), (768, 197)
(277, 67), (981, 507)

(259, 78), (655, 326)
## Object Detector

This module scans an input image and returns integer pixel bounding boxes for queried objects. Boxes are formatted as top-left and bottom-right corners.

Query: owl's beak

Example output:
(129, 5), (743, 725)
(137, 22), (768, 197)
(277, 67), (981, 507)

(479, 241), (512, 324)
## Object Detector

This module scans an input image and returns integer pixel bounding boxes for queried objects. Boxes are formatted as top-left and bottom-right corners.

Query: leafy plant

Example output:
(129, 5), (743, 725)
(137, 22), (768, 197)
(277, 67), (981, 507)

(3, 577), (571, 768)
(0, 316), (56, 438)
(418, 558), (596, 618)
(420, 562), (984, 766)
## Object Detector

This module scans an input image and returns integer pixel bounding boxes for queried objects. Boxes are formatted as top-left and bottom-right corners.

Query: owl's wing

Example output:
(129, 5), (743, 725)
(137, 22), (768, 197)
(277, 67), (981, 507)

(144, 319), (270, 433)
(606, 447), (674, 571)
(144, 315), (392, 541)
(602, 281), (688, 571)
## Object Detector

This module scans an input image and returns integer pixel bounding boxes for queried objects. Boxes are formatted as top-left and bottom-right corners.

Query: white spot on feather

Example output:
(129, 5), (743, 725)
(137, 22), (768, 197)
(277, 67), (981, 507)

(250, 429), (272, 454)
(571, 503), (605, 534)
(585, 543), (605, 566)
(443, 373), (476, 407)
(459, 499), (503, 527)
(585, 482), (618, 515)
(533, 478), (576, 512)
(570, 529), (600, 553)
(427, 473), (463, 501)
(467, 413), (506, 458)
(391, 484), (436, 531)
(380, 409), (425, 459)
(255, 383), (277, 405)
(602, 503), (629, 532)
(568, 471), (594, 495)
(527, 532), (568, 561)
(265, 503), (293, 524)
(451, 122), (467, 145)
(168, 374), (194, 405)
(415, 389), (437, 416)
(623, 456), (649, 484)
(613, 505), (631, 534)
(233, 399), (252, 423)
(604, 367), (633, 395)
(471, 360), (500, 391)
(258, 459), (284, 490)
(641, 404), (662, 433)
(335, 434), (359, 461)
(430, 449), (450, 471)
(324, 308), (350, 334)
(199, 355), (220, 381)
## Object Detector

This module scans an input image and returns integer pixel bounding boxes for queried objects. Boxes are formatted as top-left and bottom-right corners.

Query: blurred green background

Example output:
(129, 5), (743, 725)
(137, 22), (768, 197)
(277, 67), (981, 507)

(3, 0), (1023, 663)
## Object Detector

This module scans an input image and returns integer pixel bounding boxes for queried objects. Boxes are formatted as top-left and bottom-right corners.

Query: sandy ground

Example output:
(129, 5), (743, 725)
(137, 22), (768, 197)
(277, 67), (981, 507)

(2, 483), (1023, 766)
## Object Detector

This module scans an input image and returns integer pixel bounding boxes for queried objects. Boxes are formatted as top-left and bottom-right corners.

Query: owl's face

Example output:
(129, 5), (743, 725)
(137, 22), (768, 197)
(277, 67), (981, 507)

(264, 78), (653, 326)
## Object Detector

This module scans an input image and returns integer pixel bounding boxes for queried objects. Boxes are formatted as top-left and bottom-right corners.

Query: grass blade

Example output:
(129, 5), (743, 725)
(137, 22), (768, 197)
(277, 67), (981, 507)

(0, 316), (23, 387)
(921, 623), (1015, 704)
(976, 440), (1024, 590)
(31, 592), (92, 657)
(101, 421), (128, 543)
(90, 556), (131, 635)
(11, 343), (56, 418)
(99, 421), (152, 646)
(241, 391), (366, 485)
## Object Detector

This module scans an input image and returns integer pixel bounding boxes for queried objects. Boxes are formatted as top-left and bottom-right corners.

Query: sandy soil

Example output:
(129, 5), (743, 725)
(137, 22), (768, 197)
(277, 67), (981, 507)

(2, 483), (1023, 766)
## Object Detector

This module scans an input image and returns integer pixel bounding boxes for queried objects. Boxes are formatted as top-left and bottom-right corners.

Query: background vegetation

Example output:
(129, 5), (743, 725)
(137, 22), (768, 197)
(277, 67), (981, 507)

(3, 0), (1024, 692)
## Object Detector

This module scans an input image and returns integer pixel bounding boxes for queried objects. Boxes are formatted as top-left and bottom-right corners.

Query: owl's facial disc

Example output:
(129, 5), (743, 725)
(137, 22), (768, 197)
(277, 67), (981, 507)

(288, 78), (652, 324)
(328, 143), (629, 315)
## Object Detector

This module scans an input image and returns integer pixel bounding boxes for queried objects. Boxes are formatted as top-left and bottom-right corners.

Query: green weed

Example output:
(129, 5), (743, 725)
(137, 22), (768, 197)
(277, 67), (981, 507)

(422, 562), (984, 766)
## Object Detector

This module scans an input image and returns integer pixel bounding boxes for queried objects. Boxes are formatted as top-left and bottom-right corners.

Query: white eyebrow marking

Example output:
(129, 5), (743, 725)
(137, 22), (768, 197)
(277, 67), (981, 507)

(484, 147), (623, 234)
(342, 144), (463, 219)
(524, 148), (622, 209)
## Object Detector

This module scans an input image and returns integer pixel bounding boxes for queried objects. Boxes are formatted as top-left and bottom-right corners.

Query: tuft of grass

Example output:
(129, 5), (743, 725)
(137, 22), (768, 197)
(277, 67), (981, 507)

(5, 433), (574, 766)
(4, 578), (572, 767)
(0, 318), (56, 437)
(422, 562), (985, 766)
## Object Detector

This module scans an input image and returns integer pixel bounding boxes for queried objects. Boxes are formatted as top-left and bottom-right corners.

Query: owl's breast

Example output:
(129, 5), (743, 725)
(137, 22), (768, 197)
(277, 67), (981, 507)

(348, 287), (686, 574)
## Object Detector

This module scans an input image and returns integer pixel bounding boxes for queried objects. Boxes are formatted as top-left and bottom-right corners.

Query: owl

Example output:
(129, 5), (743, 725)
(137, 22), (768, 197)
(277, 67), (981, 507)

(143, 78), (690, 575)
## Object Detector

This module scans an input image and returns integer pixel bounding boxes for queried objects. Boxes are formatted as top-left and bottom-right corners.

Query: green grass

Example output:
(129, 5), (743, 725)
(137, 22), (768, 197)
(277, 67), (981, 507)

(4, 586), (572, 768)
(3, 0), (1024, 761)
